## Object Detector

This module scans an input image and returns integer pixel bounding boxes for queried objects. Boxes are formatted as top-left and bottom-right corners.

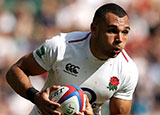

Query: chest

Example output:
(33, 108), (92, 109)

(52, 55), (122, 103)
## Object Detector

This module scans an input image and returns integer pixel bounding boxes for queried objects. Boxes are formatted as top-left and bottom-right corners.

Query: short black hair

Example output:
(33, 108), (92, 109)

(92, 3), (128, 23)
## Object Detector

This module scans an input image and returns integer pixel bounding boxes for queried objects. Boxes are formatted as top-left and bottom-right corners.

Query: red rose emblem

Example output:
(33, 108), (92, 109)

(110, 77), (119, 86)
(107, 76), (119, 91)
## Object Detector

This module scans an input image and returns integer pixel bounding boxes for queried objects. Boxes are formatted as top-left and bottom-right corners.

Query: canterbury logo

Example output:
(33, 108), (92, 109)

(63, 63), (80, 77)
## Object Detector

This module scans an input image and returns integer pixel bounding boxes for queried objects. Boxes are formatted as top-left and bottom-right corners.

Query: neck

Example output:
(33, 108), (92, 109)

(89, 35), (109, 61)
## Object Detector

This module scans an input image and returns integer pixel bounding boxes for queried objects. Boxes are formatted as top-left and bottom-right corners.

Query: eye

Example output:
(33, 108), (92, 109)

(107, 29), (118, 34)
(122, 30), (129, 35)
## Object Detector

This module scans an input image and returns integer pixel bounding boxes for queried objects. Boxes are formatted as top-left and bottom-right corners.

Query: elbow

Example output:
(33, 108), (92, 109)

(6, 66), (14, 85)
(6, 64), (20, 86)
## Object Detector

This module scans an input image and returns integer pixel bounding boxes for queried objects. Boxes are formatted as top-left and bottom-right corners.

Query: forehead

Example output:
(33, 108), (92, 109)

(104, 12), (130, 28)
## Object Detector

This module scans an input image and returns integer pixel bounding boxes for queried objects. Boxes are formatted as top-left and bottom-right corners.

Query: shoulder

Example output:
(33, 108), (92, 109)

(113, 50), (139, 100)
(45, 33), (66, 46)
(65, 31), (90, 43)
(117, 50), (139, 82)
(119, 50), (139, 83)
(45, 31), (90, 46)
(119, 50), (138, 72)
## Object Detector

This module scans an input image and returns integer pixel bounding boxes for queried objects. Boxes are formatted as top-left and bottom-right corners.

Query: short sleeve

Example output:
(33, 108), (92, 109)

(113, 64), (139, 100)
(33, 36), (60, 71)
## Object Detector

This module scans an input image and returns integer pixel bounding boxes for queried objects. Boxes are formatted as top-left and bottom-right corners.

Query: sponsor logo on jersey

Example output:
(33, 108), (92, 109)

(63, 63), (80, 77)
(107, 76), (119, 91)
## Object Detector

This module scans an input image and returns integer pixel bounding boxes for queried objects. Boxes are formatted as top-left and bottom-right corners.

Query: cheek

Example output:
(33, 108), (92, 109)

(109, 38), (115, 44)
(123, 37), (128, 44)
(107, 36), (116, 45)
(101, 39), (113, 50)
(121, 38), (128, 49)
(103, 33), (112, 42)
(99, 33), (115, 47)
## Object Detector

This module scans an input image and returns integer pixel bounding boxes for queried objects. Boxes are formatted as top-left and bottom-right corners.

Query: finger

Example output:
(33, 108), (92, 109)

(40, 102), (61, 115)
(41, 109), (51, 115)
(45, 100), (61, 110)
(44, 106), (61, 115)
(49, 98), (61, 106)
(41, 90), (61, 107)
(39, 92), (58, 106)
(44, 86), (61, 95)
(53, 110), (61, 115)
(50, 85), (61, 92)
(83, 110), (94, 115)
(85, 94), (90, 108)
(41, 110), (61, 115)
(82, 95), (93, 115)
(40, 98), (61, 110)
(75, 112), (84, 115)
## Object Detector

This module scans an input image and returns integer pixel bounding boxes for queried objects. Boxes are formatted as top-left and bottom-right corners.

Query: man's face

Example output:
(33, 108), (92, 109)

(91, 12), (130, 60)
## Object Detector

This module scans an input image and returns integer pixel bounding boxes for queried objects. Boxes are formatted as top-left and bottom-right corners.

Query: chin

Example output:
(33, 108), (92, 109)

(110, 53), (119, 58)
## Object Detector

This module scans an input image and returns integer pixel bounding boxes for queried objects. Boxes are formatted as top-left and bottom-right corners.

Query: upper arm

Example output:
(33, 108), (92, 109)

(109, 97), (132, 115)
(16, 37), (60, 76)
(15, 52), (47, 76)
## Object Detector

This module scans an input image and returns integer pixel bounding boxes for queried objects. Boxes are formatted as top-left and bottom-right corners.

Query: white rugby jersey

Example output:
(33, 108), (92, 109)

(30, 31), (139, 115)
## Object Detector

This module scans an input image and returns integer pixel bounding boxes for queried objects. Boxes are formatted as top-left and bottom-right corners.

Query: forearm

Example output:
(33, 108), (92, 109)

(6, 64), (34, 99)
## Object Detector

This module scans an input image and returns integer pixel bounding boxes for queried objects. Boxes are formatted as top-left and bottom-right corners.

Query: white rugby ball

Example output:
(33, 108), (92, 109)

(49, 84), (86, 115)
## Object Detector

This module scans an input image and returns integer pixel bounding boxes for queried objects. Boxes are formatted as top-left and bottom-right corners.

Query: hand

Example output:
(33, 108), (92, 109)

(34, 85), (61, 115)
(75, 95), (94, 115)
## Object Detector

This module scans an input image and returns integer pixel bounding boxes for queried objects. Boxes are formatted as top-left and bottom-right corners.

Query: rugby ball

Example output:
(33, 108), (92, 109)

(49, 84), (86, 115)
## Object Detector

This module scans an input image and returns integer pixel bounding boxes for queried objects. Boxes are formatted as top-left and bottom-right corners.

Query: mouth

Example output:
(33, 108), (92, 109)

(113, 48), (121, 54)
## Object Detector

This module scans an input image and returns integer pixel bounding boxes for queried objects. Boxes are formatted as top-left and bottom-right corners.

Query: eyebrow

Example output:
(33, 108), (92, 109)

(107, 25), (131, 30)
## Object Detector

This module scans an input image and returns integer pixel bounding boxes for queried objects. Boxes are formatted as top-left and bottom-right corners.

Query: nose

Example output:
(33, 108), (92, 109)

(115, 33), (123, 44)
(117, 32), (123, 42)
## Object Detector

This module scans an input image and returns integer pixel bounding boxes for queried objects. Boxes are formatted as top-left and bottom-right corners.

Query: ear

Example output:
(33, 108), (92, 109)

(90, 23), (97, 33)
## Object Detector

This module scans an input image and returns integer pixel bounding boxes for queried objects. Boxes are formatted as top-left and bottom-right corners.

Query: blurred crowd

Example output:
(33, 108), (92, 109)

(0, 0), (160, 115)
